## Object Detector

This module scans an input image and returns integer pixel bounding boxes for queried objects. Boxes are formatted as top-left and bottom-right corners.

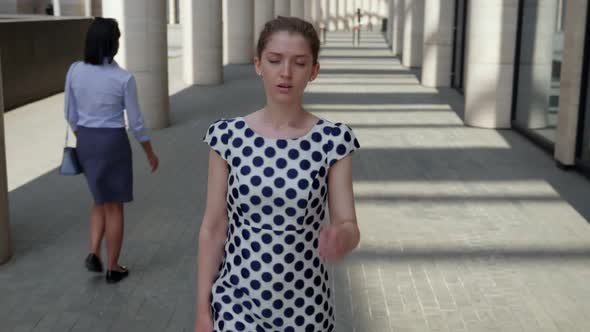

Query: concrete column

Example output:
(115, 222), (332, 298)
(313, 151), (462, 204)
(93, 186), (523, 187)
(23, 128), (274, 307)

(313, 0), (322, 31)
(386, 0), (393, 45)
(255, 0), (274, 51)
(0, 57), (11, 265)
(514, 0), (558, 129)
(391, 0), (403, 55)
(168, 0), (177, 24)
(223, 0), (254, 64)
(369, 0), (377, 26)
(337, 0), (346, 29)
(103, 0), (170, 129)
(347, 0), (355, 29)
(183, 0), (223, 85)
(84, 0), (91, 16)
(328, 0), (337, 30)
(321, 0), (328, 22)
(291, 0), (304, 18)
(52, 0), (61, 15)
(401, 0), (424, 68)
(421, 0), (455, 87)
(304, 0), (313, 22)
(274, 0), (290, 16)
(555, 0), (588, 165)
(464, 1), (519, 129)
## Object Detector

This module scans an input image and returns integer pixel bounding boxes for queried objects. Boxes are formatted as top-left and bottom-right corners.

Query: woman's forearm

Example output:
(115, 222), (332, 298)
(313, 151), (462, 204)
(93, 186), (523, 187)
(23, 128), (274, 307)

(140, 140), (154, 155)
(196, 225), (227, 317)
(338, 220), (361, 253)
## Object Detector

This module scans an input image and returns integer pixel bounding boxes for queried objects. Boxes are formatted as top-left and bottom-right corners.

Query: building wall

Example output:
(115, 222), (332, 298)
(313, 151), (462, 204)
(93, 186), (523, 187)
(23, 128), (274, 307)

(0, 17), (92, 110)
(0, 0), (17, 13)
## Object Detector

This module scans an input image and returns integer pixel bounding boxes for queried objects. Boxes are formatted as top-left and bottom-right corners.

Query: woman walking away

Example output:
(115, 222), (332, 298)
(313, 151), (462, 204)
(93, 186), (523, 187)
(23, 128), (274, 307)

(195, 16), (361, 331)
(64, 17), (159, 284)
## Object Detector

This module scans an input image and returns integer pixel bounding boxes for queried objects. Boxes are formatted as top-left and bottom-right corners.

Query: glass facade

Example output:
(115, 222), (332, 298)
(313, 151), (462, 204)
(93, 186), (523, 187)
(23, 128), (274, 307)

(581, 60), (590, 163)
(451, 0), (468, 93)
(513, 0), (566, 144)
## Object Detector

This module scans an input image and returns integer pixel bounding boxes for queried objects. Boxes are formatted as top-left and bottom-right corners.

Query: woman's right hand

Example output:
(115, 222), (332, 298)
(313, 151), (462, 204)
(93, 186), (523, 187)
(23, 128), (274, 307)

(194, 313), (214, 332)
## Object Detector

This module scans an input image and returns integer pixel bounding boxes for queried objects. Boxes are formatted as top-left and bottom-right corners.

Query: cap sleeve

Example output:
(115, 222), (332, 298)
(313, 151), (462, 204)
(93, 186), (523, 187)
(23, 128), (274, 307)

(203, 119), (230, 161)
(327, 123), (360, 168)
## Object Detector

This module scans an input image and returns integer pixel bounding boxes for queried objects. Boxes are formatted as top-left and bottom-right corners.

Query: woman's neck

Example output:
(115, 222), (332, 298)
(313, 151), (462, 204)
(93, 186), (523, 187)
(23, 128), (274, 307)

(261, 102), (308, 129)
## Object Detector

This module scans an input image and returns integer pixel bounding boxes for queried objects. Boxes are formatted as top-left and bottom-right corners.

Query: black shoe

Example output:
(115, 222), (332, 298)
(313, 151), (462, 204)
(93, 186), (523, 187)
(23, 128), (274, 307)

(106, 267), (129, 284)
(85, 253), (103, 272)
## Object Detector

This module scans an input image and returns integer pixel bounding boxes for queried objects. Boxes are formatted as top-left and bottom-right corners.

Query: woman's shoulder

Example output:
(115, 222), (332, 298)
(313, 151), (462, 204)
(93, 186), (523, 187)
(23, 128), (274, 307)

(207, 117), (240, 128)
(203, 117), (239, 137)
(316, 117), (355, 133)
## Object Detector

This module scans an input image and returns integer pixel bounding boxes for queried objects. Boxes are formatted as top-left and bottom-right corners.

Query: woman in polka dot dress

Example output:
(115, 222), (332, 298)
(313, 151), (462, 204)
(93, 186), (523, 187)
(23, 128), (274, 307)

(195, 17), (361, 332)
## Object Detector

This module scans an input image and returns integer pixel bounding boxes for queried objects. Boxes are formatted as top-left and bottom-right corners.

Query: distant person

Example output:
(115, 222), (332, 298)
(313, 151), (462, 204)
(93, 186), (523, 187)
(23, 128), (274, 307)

(64, 17), (159, 284)
(194, 16), (361, 332)
(45, 4), (53, 15)
(353, 8), (362, 45)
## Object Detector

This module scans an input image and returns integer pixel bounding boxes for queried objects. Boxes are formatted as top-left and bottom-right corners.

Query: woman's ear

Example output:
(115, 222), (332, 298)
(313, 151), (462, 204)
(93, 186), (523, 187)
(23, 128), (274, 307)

(309, 62), (320, 82)
(254, 57), (262, 76)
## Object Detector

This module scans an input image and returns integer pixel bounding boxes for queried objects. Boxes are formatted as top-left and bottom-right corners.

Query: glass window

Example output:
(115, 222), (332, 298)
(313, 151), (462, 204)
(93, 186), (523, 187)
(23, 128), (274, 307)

(513, 0), (566, 144)
(451, 0), (468, 92)
(581, 64), (590, 162)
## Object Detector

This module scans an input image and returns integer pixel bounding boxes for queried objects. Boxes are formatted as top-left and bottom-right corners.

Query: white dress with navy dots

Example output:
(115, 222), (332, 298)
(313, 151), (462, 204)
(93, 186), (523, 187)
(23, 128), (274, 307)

(203, 117), (360, 332)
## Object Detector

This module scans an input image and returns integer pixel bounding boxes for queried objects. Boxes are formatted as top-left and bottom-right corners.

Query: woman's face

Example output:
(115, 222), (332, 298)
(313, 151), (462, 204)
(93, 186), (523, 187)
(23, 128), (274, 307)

(255, 31), (320, 105)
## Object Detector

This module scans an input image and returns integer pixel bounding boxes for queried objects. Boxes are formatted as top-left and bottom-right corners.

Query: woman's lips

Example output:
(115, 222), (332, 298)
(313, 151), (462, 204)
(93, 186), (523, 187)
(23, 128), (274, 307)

(277, 83), (293, 94)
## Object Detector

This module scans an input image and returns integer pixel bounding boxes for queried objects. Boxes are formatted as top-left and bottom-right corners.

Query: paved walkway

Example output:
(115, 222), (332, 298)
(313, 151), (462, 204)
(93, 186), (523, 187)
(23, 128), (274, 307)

(2, 31), (590, 332)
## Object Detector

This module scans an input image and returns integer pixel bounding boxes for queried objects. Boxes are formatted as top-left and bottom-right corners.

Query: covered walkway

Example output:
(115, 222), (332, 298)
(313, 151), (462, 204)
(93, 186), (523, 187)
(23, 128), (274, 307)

(2, 32), (590, 332)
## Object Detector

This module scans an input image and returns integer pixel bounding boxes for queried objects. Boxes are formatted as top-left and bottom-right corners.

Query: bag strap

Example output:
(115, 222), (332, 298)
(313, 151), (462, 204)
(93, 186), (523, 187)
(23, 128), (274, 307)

(65, 61), (80, 147)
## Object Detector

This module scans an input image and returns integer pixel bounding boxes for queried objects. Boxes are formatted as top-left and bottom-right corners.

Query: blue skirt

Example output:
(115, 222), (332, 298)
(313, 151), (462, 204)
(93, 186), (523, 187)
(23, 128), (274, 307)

(76, 126), (133, 204)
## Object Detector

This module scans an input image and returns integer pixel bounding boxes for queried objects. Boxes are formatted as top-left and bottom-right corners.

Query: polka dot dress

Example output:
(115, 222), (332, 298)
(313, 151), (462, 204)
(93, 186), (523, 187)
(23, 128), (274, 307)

(203, 117), (360, 332)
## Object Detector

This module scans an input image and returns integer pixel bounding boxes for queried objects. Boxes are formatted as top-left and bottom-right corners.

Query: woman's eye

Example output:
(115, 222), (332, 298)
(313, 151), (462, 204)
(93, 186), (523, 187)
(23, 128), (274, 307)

(268, 59), (280, 64)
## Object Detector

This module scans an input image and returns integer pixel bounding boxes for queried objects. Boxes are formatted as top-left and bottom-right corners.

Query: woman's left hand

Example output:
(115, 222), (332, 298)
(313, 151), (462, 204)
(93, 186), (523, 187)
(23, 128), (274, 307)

(147, 152), (159, 172)
(318, 224), (350, 263)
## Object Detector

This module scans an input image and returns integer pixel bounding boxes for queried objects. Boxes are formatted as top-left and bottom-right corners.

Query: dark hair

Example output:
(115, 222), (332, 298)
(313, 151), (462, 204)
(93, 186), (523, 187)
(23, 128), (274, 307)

(84, 17), (121, 65)
(257, 16), (320, 65)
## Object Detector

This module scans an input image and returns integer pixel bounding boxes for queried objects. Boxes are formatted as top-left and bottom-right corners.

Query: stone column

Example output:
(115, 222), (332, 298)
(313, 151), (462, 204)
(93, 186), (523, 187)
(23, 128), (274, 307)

(304, 0), (313, 22)
(84, 0), (91, 16)
(255, 0), (274, 51)
(103, 0), (170, 129)
(421, 0), (455, 87)
(514, 0), (558, 129)
(168, 0), (177, 24)
(321, 0), (329, 23)
(401, 0), (424, 68)
(0, 57), (11, 265)
(328, 0), (337, 30)
(223, 0), (254, 64)
(337, 0), (346, 29)
(291, 0), (304, 18)
(391, 0), (403, 55)
(386, 0), (393, 45)
(274, 0), (290, 17)
(555, 0), (588, 165)
(313, 0), (322, 31)
(347, 0), (355, 29)
(52, 0), (61, 16)
(183, 0), (223, 84)
(464, 1), (518, 129)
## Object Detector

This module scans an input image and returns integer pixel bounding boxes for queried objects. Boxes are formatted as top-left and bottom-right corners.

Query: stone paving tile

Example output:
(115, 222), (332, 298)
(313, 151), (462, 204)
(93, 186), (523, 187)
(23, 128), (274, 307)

(2, 31), (590, 332)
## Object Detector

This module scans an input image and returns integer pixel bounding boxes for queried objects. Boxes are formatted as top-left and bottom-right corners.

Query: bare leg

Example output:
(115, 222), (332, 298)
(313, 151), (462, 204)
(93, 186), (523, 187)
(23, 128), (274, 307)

(104, 202), (125, 271)
(90, 204), (105, 257)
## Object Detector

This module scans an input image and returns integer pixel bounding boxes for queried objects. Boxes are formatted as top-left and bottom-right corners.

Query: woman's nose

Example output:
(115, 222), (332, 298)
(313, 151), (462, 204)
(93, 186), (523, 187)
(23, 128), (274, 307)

(280, 62), (292, 78)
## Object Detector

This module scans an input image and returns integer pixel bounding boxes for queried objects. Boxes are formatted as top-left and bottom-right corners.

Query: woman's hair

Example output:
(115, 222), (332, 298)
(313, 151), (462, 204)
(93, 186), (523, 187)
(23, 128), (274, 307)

(257, 16), (320, 65)
(84, 17), (121, 65)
